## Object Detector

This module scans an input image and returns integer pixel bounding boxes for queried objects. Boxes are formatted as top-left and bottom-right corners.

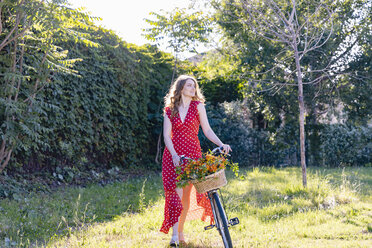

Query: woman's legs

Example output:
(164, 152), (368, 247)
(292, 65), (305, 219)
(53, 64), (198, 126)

(178, 183), (193, 240)
(170, 188), (184, 244)
(171, 184), (192, 243)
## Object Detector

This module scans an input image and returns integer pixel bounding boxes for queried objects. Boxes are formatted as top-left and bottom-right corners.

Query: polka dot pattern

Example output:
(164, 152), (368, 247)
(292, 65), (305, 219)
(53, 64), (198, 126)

(160, 100), (213, 234)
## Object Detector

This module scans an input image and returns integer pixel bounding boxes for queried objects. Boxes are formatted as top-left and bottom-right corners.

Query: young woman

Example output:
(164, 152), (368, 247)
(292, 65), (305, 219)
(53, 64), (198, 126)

(160, 75), (232, 246)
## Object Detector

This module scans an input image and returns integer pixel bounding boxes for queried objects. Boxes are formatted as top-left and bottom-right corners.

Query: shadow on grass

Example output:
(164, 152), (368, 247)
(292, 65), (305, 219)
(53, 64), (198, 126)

(184, 242), (215, 248)
(162, 242), (215, 248)
(223, 185), (311, 222)
(3, 166), (370, 247)
(0, 172), (165, 247)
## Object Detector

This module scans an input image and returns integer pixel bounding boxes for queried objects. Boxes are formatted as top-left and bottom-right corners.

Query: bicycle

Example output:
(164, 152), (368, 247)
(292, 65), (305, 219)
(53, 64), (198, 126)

(180, 147), (239, 248)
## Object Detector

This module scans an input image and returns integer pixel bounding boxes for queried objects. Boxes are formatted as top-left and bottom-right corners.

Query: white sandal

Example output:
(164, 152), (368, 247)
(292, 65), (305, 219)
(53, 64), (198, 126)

(169, 234), (179, 247)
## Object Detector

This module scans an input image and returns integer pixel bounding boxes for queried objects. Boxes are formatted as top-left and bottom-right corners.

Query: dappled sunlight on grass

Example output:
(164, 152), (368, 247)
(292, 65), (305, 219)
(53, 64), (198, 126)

(220, 167), (372, 247)
(46, 199), (168, 248)
(0, 173), (164, 247)
(225, 166), (364, 215)
(0, 167), (371, 247)
(308, 167), (372, 202)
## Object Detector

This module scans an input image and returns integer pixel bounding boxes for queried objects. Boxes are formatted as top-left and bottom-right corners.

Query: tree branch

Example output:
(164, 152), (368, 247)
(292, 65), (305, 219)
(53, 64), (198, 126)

(0, 0), (3, 35)
(23, 51), (49, 104)
(0, 148), (12, 173)
(14, 38), (25, 102)
(238, 0), (292, 44)
(0, 0), (26, 51)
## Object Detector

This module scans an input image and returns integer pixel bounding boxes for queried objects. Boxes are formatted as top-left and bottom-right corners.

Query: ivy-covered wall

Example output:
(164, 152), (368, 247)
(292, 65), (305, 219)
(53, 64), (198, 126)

(13, 27), (173, 171)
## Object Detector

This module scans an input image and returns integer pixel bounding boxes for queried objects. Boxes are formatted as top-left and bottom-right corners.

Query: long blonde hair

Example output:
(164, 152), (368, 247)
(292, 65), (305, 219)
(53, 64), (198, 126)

(164, 75), (205, 118)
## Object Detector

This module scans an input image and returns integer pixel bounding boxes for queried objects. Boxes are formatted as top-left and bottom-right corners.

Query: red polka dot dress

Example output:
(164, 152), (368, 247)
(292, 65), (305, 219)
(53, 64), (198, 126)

(160, 100), (213, 234)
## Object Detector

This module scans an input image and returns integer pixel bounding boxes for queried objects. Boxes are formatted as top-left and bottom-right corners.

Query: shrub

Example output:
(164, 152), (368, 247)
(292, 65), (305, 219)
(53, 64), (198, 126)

(319, 124), (372, 167)
(200, 101), (278, 167)
(200, 101), (372, 167)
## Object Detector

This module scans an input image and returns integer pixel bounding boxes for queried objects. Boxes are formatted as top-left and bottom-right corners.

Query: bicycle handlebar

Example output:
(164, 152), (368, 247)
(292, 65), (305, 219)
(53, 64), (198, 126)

(211, 146), (231, 156)
(179, 146), (230, 164)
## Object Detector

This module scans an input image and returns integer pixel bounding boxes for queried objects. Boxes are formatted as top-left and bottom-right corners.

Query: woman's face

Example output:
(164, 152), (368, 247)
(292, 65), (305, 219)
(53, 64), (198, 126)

(181, 79), (196, 98)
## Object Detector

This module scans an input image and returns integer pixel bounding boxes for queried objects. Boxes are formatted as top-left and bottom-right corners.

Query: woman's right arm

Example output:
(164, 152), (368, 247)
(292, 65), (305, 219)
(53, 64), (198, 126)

(163, 114), (180, 166)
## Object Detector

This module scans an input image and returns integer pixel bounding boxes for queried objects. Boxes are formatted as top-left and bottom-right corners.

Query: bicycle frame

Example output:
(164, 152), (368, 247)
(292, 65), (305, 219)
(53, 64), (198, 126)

(179, 146), (239, 248)
(207, 189), (233, 248)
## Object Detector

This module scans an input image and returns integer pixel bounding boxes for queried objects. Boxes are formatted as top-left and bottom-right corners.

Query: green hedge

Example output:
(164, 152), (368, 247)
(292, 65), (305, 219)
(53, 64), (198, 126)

(12, 27), (173, 170)
(319, 124), (372, 167)
(200, 101), (372, 167)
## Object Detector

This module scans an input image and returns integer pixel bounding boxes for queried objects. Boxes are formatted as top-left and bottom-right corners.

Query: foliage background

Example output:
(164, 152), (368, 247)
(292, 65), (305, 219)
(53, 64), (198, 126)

(24, 28), (175, 171)
(0, 1), (370, 247)
(0, 0), (371, 180)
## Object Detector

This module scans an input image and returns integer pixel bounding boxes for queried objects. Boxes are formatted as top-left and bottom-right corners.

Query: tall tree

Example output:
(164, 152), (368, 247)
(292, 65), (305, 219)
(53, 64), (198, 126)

(214, 0), (343, 187)
(0, 0), (97, 172)
(212, 0), (371, 166)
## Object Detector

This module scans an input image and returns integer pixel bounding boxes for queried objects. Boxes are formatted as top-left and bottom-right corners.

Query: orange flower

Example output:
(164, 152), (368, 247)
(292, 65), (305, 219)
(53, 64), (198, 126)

(176, 151), (233, 188)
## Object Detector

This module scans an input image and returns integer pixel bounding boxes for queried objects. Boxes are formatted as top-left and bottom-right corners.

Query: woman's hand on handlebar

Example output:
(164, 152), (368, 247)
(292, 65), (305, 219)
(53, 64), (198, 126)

(172, 154), (180, 167)
(221, 144), (232, 154)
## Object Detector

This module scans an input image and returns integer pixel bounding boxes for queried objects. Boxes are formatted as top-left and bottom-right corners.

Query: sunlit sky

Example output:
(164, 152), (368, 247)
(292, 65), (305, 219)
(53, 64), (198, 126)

(68, 0), (191, 48)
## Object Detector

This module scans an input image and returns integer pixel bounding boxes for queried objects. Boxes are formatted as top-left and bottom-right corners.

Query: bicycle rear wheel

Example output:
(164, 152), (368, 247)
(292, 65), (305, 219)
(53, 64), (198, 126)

(212, 193), (233, 248)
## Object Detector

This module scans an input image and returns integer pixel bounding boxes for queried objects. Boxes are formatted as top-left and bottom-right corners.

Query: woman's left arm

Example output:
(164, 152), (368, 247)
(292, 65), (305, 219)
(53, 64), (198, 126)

(197, 103), (232, 153)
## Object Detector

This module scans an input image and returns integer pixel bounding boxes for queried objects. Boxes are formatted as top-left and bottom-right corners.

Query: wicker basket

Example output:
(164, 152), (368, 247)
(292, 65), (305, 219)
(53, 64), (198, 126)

(191, 169), (227, 194)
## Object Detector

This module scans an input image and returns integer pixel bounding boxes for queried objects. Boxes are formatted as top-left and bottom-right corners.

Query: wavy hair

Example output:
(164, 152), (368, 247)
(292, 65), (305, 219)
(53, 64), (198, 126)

(164, 75), (205, 118)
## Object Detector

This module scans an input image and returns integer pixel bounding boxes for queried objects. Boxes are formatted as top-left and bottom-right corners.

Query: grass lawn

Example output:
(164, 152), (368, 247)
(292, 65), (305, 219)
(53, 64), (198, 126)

(0, 166), (371, 247)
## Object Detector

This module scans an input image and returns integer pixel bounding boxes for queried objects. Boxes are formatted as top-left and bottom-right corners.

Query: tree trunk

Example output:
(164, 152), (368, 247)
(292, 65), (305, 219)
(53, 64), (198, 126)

(155, 55), (178, 163)
(294, 46), (307, 187)
(0, 141), (13, 173)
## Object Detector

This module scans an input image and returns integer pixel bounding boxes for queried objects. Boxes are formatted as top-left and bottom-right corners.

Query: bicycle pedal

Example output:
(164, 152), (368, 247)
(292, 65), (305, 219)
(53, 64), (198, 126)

(229, 217), (239, 226)
(204, 224), (215, 230)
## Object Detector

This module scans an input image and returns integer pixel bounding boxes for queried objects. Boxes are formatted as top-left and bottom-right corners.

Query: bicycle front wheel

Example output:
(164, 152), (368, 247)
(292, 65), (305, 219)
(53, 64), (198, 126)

(213, 193), (233, 248)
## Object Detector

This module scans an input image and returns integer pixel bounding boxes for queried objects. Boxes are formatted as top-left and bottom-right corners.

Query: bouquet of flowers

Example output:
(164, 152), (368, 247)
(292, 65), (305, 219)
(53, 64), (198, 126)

(175, 151), (234, 188)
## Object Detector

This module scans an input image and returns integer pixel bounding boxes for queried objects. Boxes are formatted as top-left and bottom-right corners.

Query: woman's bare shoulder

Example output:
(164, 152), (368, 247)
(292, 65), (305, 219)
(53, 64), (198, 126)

(163, 106), (172, 117)
(196, 101), (206, 112)
(194, 100), (205, 106)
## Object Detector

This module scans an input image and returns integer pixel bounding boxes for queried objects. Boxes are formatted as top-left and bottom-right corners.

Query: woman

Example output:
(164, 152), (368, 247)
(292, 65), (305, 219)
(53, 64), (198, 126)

(160, 75), (232, 246)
